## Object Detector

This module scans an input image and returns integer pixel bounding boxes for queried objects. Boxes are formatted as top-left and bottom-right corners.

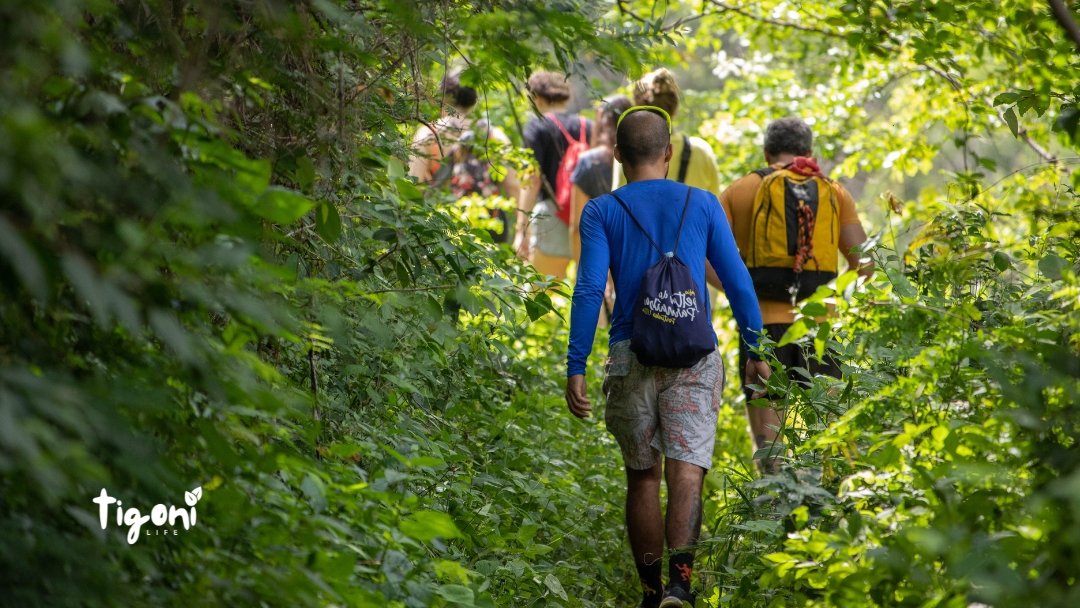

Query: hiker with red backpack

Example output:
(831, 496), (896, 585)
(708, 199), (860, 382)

(567, 106), (770, 608)
(569, 94), (632, 261)
(719, 117), (873, 473)
(514, 70), (592, 279)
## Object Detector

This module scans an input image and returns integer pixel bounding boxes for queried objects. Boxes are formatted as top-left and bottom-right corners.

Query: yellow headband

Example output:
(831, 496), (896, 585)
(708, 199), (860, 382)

(616, 105), (672, 134)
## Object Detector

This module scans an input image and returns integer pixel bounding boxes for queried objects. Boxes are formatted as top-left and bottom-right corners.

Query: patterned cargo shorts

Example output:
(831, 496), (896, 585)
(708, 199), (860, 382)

(602, 340), (725, 471)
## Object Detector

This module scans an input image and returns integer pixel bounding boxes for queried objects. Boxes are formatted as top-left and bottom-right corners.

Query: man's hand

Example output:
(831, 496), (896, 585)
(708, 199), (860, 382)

(565, 374), (592, 418)
(744, 359), (773, 400)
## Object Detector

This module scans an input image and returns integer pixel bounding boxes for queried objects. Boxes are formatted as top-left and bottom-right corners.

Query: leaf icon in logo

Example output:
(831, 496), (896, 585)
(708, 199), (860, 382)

(185, 486), (203, 506)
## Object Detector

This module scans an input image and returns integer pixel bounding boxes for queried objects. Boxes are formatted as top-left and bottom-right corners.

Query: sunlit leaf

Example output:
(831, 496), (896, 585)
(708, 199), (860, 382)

(543, 573), (567, 601)
(255, 186), (316, 224)
(400, 510), (461, 541)
(1038, 253), (1068, 280)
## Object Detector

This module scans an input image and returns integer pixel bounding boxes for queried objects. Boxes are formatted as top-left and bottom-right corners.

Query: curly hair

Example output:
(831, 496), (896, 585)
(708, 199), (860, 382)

(632, 68), (681, 118)
(764, 117), (813, 157)
(594, 94), (632, 151)
(527, 70), (571, 103)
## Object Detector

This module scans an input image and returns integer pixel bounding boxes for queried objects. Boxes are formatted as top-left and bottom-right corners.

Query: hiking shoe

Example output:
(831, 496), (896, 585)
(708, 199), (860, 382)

(659, 585), (695, 608)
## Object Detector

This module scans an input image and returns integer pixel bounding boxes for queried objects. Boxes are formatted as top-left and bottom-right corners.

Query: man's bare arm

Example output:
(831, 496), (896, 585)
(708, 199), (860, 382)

(513, 178), (541, 258)
(839, 223), (873, 277)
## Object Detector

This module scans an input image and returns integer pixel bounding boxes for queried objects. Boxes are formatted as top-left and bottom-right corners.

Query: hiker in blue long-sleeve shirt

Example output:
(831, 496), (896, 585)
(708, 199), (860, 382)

(565, 106), (771, 608)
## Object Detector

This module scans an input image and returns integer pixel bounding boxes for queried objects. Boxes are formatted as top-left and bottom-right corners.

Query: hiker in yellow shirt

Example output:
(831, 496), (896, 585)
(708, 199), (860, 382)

(614, 68), (728, 314)
(612, 68), (721, 195)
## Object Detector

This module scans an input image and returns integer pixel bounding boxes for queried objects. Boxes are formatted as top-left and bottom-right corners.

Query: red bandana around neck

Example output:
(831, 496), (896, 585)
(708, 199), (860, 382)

(787, 156), (823, 178)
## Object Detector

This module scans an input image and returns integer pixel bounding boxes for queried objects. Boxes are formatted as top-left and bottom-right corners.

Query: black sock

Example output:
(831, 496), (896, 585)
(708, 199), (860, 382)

(636, 559), (662, 602)
(668, 551), (694, 591)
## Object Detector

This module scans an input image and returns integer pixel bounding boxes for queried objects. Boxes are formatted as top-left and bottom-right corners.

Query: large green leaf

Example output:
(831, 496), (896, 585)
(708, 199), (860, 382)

(315, 202), (342, 241)
(437, 585), (475, 606)
(400, 510), (462, 541)
(255, 186), (316, 224)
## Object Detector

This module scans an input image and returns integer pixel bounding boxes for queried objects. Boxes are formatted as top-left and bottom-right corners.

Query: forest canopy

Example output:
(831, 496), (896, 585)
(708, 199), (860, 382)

(1, 1), (1078, 607)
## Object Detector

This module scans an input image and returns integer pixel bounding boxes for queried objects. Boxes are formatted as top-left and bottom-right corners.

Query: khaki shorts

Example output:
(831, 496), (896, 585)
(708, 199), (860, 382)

(602, 340), (725, 471)
(529, 200), (571, 258)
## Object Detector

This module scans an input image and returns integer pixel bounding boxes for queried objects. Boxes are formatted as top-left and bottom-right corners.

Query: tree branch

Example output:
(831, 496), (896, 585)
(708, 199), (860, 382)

(366, 284), (456, 294)
(1018, 130), (1057, 164)
(984, 97), (1058, 164)
(1049, 0), (1080, 52)
(703, 0), (836, 35)
(922, 61), (963, 91)
(308, 347), (321, 423)
(416, 116), (444, 160)
(616, 0), (649, 24)
(661, 13), (706, 33)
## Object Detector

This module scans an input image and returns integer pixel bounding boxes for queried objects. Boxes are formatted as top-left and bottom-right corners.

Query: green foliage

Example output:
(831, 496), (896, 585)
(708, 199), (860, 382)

(0, 0), (652, 606)
(608, 2), (1080, 606)
(701, 189), (1080, 607)
(4, 0), (1080, 607)
(620, 0), (1080, 218)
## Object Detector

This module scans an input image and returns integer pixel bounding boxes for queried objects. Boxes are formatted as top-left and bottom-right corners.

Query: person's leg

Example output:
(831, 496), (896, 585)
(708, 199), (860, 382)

(529, 249), (569, 280)
(653, 351), (724, 603)
(664, 457), (705, 594)
(528, 205), (571, 280)
(742, 324), (789, 473)
(603, 341), (662, 605)
(747, 405), (783, 473)
(626, 463), (664, 605)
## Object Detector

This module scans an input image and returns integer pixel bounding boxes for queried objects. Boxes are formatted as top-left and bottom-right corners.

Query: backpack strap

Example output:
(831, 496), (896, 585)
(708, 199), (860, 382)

(547, 113), (577, 146)
(611, 186), (694, 258)
(610, 192), (664, 257)
(672, 186), (693, 257)
(577, 116), (588, 145)
(753, 167), (775, 178)
(535, 114), (565, 201)
(677, 135), (692, 183)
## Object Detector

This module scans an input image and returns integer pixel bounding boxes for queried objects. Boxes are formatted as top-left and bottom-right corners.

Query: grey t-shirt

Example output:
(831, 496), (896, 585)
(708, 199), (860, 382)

(570, 148), (614, 200)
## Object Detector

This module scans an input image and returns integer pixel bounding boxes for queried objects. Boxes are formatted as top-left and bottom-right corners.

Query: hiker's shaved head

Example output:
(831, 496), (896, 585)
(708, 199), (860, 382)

(616, 110), (670, 167)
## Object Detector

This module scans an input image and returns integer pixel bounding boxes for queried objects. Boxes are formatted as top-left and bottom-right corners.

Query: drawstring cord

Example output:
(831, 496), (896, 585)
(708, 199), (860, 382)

(790, 202), (816, 305)
(784, 157), (823, 304)
(794, 202), (816, 273)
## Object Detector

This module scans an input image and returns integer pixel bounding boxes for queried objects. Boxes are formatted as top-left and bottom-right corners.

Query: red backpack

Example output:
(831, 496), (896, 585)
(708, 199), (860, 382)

(547, 113), (588, 224)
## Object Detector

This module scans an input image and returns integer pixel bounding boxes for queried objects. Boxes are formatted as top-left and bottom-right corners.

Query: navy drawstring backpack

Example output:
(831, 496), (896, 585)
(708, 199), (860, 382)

(610, 186), (716, 368)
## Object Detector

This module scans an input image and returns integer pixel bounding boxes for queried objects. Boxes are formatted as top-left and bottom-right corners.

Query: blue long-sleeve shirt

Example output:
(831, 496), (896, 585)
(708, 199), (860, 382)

(567, 179), (763, 377)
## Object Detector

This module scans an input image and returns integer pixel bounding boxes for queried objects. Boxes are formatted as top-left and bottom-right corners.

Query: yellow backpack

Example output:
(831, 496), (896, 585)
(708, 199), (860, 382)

(745, 166), (840, 302)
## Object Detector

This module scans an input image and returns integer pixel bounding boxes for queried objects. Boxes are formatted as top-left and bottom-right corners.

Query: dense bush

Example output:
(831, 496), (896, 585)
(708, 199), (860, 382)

(0, 1), (647, 605)
(700, 192), (1080, 607)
